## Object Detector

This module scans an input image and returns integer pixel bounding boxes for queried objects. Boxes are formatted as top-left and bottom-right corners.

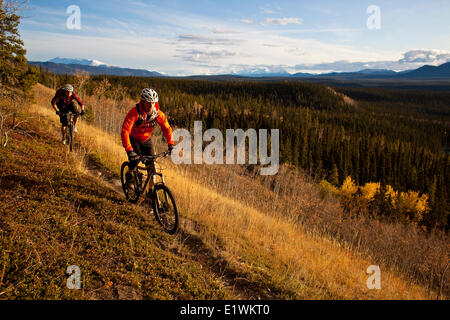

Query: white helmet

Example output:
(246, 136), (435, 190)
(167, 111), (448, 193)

(141, 88), (158, 103)
(63, 84), (74, 92)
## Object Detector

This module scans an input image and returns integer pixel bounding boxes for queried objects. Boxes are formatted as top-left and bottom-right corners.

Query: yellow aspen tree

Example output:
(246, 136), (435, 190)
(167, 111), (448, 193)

(341, 176), (358, 198)
(360, 182), (381, 202)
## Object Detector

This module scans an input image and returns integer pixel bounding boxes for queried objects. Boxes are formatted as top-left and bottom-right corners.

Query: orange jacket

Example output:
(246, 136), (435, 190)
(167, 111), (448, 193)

(121, 102), (174, 152)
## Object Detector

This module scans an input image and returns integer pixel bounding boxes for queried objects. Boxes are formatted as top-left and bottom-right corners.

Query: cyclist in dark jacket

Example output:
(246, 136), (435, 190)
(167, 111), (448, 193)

(51, 84), (85, 144)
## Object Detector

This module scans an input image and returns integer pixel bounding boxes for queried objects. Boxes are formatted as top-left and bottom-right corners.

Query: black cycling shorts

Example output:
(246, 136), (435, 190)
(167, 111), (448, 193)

(130, 137), (156, 172)
(58, 102), (79, 126)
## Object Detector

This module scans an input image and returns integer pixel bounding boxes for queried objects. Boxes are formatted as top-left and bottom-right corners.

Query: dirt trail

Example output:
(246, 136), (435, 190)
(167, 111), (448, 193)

(83, 153), (279, 300)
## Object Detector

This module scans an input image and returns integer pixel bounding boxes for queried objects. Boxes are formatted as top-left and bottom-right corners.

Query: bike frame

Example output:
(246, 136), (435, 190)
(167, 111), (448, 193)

(62, 112), (77, 150)
(132, 151), (169, 196)
(60, 112), (76, 135)
(61, 112), (75, 123)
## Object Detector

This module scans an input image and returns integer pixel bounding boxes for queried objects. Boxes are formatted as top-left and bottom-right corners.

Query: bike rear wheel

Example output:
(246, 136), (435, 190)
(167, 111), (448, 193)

(120, 162), (141, 204)
(152, 184), (179, 235)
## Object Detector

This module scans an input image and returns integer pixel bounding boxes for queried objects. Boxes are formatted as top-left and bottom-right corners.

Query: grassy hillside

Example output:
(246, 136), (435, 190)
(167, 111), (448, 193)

(0, 95), (233, 299)
(4, 83), (441, 300)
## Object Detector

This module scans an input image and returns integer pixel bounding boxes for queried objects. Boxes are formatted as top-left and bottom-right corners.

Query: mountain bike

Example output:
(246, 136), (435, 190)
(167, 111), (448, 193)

(120, 151), (179, 235)
(61, 112), (77, 152)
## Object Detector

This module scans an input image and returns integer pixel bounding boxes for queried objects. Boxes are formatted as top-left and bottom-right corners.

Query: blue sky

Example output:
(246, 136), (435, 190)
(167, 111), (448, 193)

(20, 0), (450, 76)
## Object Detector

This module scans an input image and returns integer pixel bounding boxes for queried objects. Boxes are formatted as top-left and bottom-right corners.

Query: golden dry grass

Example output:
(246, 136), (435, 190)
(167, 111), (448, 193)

(31, 83), (440, 300)
(0, 106), (230, 300)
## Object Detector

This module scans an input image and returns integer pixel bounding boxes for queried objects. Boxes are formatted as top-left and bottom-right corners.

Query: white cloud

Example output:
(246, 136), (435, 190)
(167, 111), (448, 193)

(260, 8), (276, 14)
(22, 31), (180, 72)
(399, 49), (450, 64)
(178, 34), (244, 45)
(210, 28), (241, 34)
(182, 49), (450, 75)
(239, 19), (254, 25)
(130, 1), (156, 8)
(260, 4), (281, 15)
(240, 17), (303, 27)
(260, 18), (302, 26)
(228, 64), (291, 75)
(24, 28), (397, 75)
(294, 50), (450, 72)
(21, 3), (450, 77)
(176, 49), (238, 63)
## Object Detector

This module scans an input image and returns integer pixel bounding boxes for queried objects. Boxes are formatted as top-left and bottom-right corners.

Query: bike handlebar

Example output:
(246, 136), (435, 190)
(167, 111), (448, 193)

(140, 151), (170, 162)
(59, 112), (81, 116)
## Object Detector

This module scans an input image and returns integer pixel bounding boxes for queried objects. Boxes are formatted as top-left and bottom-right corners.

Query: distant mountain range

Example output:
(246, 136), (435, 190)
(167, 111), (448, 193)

(290, 64), (450, 80)
(47, 57), (109, 67)
(29, 58), (164, 77)
(29, 58), (450, 80)
(394, 62), (450, 79)
(290, 69), (399, 79)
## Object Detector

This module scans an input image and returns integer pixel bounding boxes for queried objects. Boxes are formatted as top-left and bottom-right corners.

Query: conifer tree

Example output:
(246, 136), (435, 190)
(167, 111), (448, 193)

(328, 164), (340, 186)
(0, 0), (37, 90)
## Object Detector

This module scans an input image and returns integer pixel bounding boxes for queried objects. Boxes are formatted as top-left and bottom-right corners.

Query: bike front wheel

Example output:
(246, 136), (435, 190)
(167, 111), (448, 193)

(152, 184), (179, 235)
(64, 125), (73, 152)
(68, 124), (74, 152)
(120, 162), (141, 204)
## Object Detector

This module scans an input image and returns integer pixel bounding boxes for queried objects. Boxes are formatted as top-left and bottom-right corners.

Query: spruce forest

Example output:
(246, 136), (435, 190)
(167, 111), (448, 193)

(38, 71), (450, 231)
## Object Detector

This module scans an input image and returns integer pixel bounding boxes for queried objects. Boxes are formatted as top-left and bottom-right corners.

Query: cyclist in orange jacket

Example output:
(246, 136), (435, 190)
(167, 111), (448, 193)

(121, 88), (174, 184)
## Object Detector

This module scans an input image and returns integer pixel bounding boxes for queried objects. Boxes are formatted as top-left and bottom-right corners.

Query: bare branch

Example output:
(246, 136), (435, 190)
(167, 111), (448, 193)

(1, 0), (29, 16)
